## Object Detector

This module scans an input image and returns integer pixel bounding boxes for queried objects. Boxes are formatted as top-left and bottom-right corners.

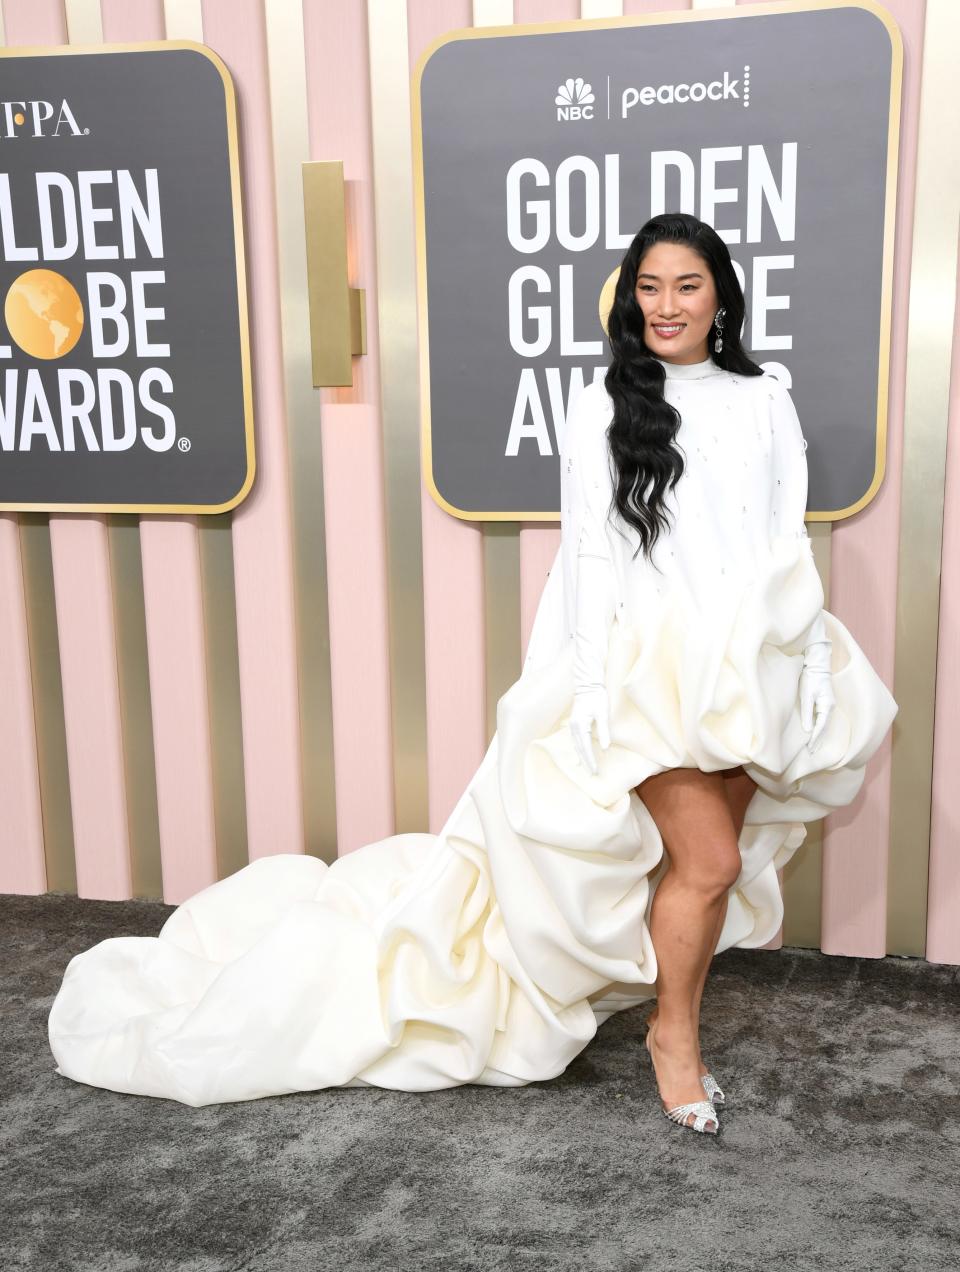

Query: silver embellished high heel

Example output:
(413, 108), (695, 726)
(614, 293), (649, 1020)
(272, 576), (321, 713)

(702, 1072), (726, 1105)
(643, 1024), (719, 1135)
(663, 1098), (720, 1134)
(647, 1011), (727, 1106)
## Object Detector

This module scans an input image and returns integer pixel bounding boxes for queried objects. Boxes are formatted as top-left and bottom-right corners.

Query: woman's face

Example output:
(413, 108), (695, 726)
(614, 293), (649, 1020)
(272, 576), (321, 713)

(634, 242), (720, 364)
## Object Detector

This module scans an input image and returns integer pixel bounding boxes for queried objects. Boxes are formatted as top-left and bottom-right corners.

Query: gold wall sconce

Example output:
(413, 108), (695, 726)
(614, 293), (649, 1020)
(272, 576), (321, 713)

(302, 160), (366, 386)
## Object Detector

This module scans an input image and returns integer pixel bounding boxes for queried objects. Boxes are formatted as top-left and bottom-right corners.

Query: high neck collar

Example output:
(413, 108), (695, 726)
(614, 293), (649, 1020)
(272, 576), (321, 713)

(655, 355), (725, 380)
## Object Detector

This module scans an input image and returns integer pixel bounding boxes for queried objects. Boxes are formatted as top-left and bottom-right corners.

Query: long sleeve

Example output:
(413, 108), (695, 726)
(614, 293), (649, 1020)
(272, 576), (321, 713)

(572, 506), (617, 693)
(767, 375), (828, 649)
(559, 382), (619, 691)
(767, 375), (811, 543)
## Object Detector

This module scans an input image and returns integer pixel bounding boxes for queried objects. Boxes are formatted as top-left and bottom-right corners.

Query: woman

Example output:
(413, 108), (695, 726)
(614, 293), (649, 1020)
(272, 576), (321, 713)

(565, 211), (864, 1133)
(47, 214), (897, 1131)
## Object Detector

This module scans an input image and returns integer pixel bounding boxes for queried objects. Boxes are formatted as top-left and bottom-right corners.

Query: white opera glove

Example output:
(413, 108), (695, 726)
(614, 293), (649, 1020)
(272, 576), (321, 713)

(766, 378), (835, 751)
(799, 627), (835, 753)
(570, 546), (616, 776)
(570, 689), (610, 776)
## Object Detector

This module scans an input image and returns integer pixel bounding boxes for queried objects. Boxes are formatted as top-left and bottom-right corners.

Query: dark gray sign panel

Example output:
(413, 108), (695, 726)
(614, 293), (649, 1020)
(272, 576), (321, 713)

(414, 1), (900, 521)
(0, 41), (254, 513)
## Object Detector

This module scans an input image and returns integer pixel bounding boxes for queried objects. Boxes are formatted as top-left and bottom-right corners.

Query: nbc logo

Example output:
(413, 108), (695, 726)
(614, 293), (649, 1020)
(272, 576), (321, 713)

(555, 77), (594, 122)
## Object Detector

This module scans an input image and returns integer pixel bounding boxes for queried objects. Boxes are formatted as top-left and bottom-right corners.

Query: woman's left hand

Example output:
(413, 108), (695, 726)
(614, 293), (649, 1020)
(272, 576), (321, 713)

(799, 667), (835, 752)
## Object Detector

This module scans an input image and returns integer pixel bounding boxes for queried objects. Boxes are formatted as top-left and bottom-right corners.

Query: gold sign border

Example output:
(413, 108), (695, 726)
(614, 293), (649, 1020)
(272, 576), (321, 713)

(0, 39), (256, 515)
(411, 0), (903, 524)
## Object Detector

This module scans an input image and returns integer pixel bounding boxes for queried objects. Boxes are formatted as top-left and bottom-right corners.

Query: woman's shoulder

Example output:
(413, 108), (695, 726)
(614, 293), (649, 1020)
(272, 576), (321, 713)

(718, 369), (795, 418)
(748, 369), (791, 400)
(575, 377), (614, 415)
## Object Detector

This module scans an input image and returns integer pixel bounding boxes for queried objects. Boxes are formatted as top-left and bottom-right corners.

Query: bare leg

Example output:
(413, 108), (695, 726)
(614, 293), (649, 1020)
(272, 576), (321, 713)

(646, 767), (757, 1070)
(646, 897), (727, 1077)
(636, 768), (743, 1127)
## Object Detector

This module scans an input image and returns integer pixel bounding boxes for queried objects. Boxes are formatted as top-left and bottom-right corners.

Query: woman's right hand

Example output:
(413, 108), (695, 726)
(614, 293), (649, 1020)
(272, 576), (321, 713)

(570, 687), (611, 776)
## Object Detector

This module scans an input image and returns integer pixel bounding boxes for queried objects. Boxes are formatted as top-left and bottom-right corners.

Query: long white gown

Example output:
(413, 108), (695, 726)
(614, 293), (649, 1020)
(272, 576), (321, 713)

(47, 355), (899, 1106)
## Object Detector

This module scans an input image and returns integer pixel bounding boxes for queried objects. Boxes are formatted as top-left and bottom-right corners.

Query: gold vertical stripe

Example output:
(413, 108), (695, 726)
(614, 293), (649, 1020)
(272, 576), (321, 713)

(108, 514), (162, 899)
(164, 0), (250, 878)
(370, 0), (429, 832)
(63, 0), (102, 44)
(473, 0), (513, 24)
(162, 0), (203, 42)
(888, 0), (958, 956)
(198, 514), (249, 880)
(483, 524), (522, 742)
(580, 0), (622, 15)
(263, 0), (337, 860)
(18, 514), (76, 893)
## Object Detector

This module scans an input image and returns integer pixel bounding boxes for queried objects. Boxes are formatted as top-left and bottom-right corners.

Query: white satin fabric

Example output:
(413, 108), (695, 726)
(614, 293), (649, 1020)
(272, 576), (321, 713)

(47, 357), (898, 1106)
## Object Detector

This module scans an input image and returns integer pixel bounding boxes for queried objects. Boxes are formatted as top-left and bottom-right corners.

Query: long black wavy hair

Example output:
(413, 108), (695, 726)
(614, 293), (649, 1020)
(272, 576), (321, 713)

(603, 212), (763, 565)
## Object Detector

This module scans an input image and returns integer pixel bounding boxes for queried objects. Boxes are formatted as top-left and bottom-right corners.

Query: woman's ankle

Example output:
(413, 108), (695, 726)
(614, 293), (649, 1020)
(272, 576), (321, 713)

(647, 1013), (700, 1055)
(648, 1006), (708, 1070)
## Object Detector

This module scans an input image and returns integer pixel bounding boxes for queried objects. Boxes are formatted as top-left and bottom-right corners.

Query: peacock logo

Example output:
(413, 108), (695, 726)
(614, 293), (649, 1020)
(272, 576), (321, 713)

(555, 78), (595, 122)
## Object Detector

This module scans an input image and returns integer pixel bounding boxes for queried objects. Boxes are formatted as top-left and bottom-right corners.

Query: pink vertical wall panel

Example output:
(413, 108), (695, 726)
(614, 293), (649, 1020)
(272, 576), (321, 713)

(200, 0), (305, 860)
(48, 516), (132, 897)
(0, 517), (45, 893)
(102, 0), (164, 37)
(316, 404), (396, 855)
(138, 515), (219, 899)
(301, 4), (396, 856)
(926, 241), (960, 965)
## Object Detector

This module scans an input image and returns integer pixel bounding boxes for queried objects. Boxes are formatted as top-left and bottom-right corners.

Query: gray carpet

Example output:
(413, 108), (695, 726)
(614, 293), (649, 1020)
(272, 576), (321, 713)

(3, 890), (959, 1272)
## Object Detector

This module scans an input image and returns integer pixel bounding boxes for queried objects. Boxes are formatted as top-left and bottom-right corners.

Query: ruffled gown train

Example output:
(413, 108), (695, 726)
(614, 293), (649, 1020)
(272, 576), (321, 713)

(46, 530), (897, 1106)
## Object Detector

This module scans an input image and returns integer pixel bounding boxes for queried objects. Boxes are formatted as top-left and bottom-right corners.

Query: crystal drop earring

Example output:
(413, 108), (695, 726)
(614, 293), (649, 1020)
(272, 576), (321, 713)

(713, 307), (726, 353)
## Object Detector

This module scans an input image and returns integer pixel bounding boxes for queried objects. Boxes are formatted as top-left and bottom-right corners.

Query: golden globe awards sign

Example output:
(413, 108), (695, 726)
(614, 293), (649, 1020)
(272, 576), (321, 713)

(414, 1), (900, 522)
(0, 42), (254, 513)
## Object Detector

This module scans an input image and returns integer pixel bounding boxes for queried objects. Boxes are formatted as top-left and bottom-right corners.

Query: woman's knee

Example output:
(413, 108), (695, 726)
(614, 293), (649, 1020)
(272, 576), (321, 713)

(665, 843), (742, 896)
(636, 767), (743, 893)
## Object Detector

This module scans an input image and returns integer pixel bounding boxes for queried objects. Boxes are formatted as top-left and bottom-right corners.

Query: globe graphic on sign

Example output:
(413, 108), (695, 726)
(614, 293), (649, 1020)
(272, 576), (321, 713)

(599, 268), (618, 335)
(4, 269), (84, 359)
